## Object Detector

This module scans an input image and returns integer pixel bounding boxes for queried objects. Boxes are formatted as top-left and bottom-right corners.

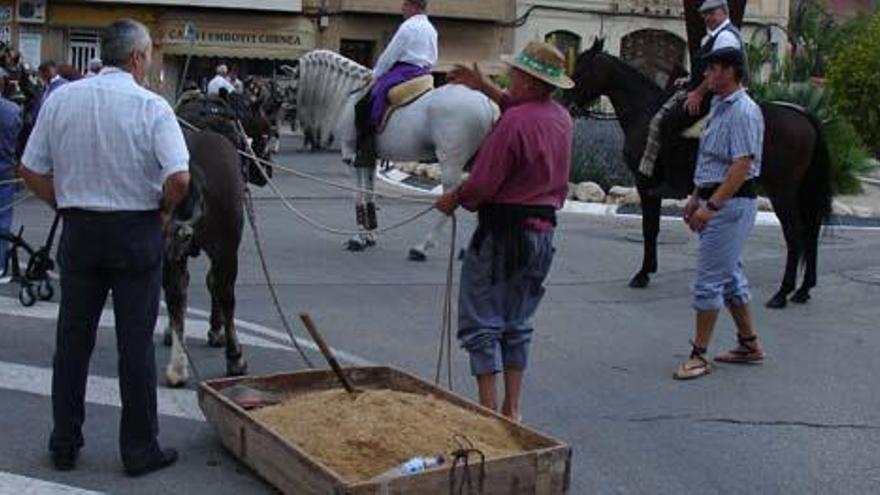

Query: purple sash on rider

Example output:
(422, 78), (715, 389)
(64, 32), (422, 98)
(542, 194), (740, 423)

(370, 62), (431, 127)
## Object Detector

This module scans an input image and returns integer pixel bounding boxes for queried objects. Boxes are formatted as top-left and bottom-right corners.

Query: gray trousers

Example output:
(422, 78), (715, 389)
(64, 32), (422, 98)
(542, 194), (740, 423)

(458, 229), (555, 376)
(692, 198), (757, 311)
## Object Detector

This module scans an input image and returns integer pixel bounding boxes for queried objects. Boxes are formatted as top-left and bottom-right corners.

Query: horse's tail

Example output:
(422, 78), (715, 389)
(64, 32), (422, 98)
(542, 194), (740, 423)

(798, 111), (833, 228)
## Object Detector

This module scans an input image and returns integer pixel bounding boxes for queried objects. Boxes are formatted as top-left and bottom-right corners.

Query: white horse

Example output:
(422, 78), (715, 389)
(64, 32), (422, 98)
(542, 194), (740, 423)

(288, 50), (499, 259)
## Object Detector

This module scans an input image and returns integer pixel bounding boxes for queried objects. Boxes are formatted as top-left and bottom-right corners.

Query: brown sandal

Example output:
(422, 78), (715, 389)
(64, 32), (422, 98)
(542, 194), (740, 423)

(715, 334), (765, 364)
(673, 342), (711, 380)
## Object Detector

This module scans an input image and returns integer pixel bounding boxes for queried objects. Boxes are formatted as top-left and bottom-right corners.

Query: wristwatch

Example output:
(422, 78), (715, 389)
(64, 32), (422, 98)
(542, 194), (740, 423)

(706, 200), (721, 212)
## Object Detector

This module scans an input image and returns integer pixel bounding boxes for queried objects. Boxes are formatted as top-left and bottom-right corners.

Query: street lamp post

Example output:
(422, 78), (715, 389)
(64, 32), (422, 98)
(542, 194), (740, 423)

(175, 21), (197, 101)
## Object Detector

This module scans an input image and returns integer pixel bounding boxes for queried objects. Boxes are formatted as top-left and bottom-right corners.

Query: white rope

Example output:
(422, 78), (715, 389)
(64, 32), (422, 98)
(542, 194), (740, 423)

(176, 116), (435, 205)
(178, 116), (438, 237)
(0, 178), (24, 186)
(0, 192), (34, 213)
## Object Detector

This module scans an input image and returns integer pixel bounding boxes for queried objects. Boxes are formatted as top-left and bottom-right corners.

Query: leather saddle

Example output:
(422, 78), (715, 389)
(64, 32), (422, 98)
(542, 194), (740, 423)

(378, 75), (435, 132)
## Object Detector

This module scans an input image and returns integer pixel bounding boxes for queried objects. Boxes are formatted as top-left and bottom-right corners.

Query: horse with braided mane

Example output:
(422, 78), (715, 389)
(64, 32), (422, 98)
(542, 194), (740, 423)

(286, 50), (499, 258)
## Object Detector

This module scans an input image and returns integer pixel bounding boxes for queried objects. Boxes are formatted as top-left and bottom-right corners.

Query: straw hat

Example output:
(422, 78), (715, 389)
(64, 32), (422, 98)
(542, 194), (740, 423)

(501, 41), (574, 90)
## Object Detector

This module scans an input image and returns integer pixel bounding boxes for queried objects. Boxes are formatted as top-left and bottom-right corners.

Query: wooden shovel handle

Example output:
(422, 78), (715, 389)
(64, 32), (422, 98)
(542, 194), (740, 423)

(299, 313), (358, 394)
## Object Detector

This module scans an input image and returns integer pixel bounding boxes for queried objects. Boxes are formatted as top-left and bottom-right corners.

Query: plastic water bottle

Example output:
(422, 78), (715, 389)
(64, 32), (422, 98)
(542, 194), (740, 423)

(372, 454), (446, 481)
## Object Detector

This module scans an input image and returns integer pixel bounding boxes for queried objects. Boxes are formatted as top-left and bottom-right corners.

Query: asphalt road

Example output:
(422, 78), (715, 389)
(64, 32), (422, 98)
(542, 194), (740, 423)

(1, 136), (879, 494)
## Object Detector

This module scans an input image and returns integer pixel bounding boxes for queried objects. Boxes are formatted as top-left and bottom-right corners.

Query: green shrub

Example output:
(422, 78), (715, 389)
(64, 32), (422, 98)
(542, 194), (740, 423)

(826, 12), (880, 156)
(753, 82), (875, 194)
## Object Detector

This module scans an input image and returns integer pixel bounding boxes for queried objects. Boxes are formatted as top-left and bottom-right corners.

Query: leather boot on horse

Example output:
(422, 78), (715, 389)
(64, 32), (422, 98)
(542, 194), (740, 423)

(346, 99), (379, 252)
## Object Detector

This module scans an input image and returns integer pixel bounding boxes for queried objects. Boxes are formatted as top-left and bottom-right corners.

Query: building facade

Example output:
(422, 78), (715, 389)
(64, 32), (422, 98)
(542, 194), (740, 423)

(304, 0), (516, 76)
(0, 0), (517, 101)
(0, 0), (316, 99)
(516, 0), (790, 89)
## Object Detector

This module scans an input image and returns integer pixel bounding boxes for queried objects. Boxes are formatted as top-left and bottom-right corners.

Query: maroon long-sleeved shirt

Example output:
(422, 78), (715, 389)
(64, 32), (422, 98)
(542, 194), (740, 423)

(458, 93), (572, 216)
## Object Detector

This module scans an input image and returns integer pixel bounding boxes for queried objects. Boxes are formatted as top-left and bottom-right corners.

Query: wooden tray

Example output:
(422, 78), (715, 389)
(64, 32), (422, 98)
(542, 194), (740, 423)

(198, 367), (571, 494)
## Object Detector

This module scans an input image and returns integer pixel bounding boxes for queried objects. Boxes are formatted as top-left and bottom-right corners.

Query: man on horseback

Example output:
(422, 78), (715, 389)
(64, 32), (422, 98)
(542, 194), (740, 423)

(674, 46), (765, 380)
(347, 0), (437, 249)
(639, 0), (745, 180)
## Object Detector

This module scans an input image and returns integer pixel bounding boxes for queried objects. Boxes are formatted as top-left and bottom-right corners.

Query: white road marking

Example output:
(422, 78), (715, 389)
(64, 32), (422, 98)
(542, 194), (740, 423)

(0, 296), (289, 351)
(0, 471), (103, 494)
(0, 361), (202, 421)
(185, 307), (375, 366)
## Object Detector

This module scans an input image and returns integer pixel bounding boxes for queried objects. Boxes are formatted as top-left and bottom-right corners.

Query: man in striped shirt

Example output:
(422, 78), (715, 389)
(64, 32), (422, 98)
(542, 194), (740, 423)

(674, 46), (765, 380)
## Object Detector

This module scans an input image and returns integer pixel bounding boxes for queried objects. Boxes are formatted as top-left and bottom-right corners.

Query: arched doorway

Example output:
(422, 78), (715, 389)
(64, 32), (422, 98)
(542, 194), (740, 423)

(620, 29), (687, 89)
(545, 30), (581, 75)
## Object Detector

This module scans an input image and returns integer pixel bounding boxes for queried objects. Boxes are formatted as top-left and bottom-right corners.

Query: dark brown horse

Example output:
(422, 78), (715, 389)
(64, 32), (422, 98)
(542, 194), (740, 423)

(567, 39), (832, 308)
(162, 130), (246, 386)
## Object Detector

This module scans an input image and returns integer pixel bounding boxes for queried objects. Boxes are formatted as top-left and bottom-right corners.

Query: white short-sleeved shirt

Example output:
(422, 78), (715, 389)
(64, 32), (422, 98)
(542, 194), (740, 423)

(207, 75), (235, 96)
(704, 19), (742, 51)
(22, 67), (190, 212)
(373, 14), (438, 78)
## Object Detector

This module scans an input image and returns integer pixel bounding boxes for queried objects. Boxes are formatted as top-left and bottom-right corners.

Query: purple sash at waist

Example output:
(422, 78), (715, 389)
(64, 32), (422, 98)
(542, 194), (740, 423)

(370, 62), (431, 127)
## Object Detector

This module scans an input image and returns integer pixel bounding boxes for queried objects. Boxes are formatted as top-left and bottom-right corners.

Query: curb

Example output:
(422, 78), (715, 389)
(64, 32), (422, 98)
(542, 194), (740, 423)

(378, 168), (783, 227)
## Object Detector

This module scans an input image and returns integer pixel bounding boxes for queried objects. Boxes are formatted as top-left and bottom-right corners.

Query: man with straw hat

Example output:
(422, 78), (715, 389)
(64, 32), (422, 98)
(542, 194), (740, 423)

(435, 42), (573, 421)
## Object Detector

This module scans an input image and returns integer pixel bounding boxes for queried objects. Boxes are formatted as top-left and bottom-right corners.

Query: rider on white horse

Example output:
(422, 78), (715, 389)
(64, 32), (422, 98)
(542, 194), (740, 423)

(349, 0), (437, 250)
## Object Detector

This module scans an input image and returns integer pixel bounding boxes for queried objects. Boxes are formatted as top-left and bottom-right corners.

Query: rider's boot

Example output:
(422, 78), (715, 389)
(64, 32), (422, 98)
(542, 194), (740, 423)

(354, 94), (377, 169)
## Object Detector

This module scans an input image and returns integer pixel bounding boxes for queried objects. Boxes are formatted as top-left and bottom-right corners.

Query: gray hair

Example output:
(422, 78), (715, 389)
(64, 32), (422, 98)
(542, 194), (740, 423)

(100, 19), (151, 69)
(88, 57), (103, 72)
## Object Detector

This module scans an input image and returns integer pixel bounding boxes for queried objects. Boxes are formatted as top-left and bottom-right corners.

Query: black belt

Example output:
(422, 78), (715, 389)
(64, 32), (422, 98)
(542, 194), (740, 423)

(697, 179), (757, 200)
(59, 208), (159, 220)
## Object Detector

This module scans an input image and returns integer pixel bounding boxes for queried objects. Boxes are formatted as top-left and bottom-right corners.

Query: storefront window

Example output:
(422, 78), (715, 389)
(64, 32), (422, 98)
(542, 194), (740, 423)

(69, 29), (100, 75)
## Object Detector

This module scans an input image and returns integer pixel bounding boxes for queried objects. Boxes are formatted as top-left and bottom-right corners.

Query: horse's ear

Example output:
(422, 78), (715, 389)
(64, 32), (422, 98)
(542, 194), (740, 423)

(588, 36), (605, 54)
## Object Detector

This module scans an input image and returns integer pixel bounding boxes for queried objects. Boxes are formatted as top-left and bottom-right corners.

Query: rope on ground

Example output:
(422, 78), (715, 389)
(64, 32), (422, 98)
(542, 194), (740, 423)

(243, 186), (315, 367)
(237, 122), (315, 368)
(434, 214), (457, 390)
(0, 192), (34, 213)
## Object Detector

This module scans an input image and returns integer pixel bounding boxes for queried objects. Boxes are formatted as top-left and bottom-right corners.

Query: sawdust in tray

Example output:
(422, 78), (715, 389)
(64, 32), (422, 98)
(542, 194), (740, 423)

(250, 388), (535, 482)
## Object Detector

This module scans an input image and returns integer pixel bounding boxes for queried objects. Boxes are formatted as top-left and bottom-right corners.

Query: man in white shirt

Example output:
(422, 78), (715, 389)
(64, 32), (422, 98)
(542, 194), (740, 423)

(354, 0), (437, 169)
(207, 63), (235, 96)
(35, 61), (68, 115)
(85, 57), (102, 77)
(19, 19), (190, 477)
(638, 0), (747, 179)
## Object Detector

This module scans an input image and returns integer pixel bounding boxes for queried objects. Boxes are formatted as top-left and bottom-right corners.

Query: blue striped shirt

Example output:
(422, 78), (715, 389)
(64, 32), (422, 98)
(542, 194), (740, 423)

(694, 88), (764, 187)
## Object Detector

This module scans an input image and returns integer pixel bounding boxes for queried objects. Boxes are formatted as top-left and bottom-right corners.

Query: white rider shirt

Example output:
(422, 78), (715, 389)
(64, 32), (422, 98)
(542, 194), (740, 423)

(702, 18), (742, 51)
(21, 67), (190, 212)
(373, 14), (438, 78)
(207, 74), (235, 96)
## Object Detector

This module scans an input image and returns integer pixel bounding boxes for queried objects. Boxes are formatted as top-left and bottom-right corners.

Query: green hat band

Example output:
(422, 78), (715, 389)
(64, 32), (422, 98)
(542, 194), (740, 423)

(515, 52), (563, 78)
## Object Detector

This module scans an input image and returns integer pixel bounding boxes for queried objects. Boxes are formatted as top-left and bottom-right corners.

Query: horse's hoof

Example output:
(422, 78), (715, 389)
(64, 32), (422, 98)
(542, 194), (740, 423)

(345, 239), (367, 252)
(165, 368), (188, 388)
(628, 273), (650, 289)
(162, 332), (172, 347)
(790, 289), (811, 304)
(408, 249), (427, 262)
(226, 359), (248, 377)
(765, 293), (789, 309)
(207, 330), (226, 348)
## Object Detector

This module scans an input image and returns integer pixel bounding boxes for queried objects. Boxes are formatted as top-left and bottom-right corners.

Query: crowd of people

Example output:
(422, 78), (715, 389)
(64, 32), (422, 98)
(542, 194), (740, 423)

(0, 0), (766, 481)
